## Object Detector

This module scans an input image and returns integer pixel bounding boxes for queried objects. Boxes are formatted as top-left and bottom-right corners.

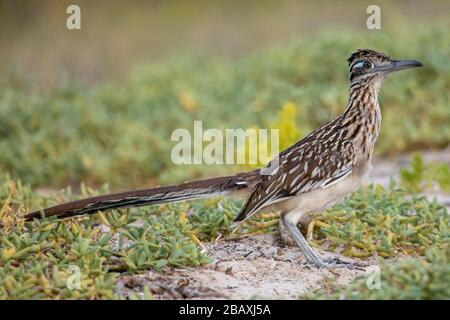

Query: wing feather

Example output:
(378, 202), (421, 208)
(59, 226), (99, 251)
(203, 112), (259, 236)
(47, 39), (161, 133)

(234, 137), (355, 222)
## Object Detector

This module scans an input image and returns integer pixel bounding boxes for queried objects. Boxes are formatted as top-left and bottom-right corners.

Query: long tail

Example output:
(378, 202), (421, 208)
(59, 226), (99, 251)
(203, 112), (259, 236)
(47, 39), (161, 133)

(25, 171), (258, 221)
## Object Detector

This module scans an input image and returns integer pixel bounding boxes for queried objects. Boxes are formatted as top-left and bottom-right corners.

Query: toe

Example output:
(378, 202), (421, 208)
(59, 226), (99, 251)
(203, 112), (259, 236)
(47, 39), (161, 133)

(319, 257), (368, 269)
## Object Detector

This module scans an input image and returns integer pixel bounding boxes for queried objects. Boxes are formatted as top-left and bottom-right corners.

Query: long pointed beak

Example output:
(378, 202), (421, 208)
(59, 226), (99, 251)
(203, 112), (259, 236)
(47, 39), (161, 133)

(376, 59), (423, 74)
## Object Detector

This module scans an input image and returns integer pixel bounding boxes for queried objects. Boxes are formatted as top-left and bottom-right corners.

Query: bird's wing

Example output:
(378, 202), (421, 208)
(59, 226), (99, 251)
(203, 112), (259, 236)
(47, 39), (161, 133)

(234, 138), (355, 222)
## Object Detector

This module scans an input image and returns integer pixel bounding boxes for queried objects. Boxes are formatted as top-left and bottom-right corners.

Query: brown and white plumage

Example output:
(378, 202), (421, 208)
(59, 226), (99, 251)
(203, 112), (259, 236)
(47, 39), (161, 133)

(235, 122), (357, 222)
(25, 172), (259, 219)
(25, 49), (422, 268)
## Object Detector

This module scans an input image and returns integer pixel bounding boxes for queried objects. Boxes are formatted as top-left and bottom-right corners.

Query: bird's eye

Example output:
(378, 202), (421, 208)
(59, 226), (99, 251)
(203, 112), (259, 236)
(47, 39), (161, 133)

(352, 60), (373, 70)
(363, 61), (373, 69)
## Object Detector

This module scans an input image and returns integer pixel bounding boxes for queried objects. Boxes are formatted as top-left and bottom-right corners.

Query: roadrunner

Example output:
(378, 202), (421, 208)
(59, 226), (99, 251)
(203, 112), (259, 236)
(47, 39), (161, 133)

(26, 49), (422, 268)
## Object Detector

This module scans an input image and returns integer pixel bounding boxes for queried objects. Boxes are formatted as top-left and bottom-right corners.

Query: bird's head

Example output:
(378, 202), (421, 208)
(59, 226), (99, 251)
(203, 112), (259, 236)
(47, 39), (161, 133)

(347, 49), (422, 84)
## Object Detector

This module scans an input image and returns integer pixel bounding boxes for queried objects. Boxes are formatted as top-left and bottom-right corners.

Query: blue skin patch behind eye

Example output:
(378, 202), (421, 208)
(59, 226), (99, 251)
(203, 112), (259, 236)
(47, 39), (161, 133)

(353, 61), (365, 69)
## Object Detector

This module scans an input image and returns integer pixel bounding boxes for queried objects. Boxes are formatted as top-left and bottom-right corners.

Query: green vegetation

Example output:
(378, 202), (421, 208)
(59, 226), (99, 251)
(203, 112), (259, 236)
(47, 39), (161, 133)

(310, 183), (449, 258)
(400, 153), (450, 193)
(0, 170), (448, 299)
(1, 24), (449, 189)
(305, 248), (450, 300)
(0, 177), (234, 299)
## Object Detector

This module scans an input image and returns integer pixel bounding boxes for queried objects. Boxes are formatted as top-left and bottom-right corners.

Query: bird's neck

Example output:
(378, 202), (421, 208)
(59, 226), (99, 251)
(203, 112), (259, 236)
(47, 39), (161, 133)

(341, 79), (382, 161)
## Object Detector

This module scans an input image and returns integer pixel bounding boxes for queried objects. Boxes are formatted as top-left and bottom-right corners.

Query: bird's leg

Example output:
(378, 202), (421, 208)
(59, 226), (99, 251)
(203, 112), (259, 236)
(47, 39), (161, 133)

(280, 212), (359, 268)
(278, 215), (297, 247)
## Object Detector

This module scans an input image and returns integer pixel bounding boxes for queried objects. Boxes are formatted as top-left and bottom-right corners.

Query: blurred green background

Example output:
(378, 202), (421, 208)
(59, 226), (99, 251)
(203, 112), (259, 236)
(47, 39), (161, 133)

(0, 0), (449, 190)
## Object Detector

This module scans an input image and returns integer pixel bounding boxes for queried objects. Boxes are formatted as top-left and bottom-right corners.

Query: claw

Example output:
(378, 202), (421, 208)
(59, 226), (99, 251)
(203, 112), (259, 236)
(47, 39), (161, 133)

(317, 257), (368, 269)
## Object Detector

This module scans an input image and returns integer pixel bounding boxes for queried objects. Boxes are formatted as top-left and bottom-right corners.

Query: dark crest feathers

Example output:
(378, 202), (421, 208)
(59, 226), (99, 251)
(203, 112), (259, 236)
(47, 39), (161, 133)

(347, 49), (391, 65)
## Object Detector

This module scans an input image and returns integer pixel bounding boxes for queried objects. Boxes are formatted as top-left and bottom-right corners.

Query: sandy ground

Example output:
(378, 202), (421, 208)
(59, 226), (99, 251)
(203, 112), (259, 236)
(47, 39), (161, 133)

(115, 149), (450, 299)
(117, 234), (379, 299)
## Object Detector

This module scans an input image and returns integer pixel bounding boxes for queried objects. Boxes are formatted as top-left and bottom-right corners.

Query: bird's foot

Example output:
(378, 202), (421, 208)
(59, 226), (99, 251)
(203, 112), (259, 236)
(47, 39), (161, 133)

(311, 256), (368, 270)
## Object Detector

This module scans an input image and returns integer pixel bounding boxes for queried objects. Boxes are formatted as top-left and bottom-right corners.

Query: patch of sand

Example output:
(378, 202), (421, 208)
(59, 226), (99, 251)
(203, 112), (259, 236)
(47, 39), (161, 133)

(118, 234), (379, 299)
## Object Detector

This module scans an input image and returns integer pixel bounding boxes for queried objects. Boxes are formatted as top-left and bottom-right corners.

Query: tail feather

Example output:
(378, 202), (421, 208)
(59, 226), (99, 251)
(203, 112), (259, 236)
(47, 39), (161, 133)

(25, 172), (258, 220)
